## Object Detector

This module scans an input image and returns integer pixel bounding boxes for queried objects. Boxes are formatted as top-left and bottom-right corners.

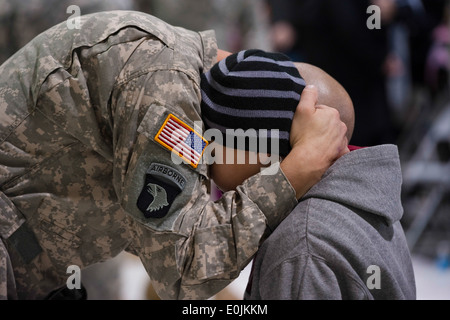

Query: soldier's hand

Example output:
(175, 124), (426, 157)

(281, 85), (349, 199)
(290, 85), (349, 161)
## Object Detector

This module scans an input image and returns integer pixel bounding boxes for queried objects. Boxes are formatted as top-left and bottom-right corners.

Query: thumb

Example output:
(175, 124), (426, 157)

(298, 85), (318, 114)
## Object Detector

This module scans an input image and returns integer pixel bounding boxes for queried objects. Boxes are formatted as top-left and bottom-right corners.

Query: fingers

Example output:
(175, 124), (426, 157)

(290, 85), (350, 164)
(298, 85), (318, 114)
(334, 119), (350, 160)
(314, 104), (349, 161)
(337, 134), (350, 159)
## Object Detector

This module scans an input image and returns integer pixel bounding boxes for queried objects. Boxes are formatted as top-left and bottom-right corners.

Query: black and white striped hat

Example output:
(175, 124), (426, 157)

(200, 49), (306, 157)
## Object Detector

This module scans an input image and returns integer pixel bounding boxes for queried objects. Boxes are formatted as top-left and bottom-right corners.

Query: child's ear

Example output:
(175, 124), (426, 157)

(217, 49), (232, 62)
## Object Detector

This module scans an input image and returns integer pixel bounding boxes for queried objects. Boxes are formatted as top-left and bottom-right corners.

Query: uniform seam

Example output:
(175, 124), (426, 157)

(1, 141), (82, 190)
(113, 65), (198, 90)
(1, 104), (84, 189)
(0, 106), (84, 190)
(0, 111), (32, 144)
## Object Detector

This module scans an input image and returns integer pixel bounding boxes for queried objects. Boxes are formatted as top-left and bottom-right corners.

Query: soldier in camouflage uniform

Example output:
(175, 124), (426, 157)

(0, 10), (348, 299)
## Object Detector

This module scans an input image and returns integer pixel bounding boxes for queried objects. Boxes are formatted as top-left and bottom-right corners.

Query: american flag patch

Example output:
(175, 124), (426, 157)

(155, 114), (208, 168)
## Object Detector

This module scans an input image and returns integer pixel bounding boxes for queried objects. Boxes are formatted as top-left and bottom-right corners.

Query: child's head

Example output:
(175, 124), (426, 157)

(294, 62), (354, 141)
(200, 50), (354, 192)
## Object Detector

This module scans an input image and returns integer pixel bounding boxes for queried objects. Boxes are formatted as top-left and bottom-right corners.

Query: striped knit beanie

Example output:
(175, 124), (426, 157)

(200, 49), (306, 157)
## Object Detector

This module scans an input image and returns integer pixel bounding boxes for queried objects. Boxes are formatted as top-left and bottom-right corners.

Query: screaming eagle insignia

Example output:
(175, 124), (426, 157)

(137, 163), (187, 219)
(146, 183), (169, 212)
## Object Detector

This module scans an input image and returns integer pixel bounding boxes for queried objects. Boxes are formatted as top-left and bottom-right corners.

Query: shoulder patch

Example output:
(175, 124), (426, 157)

(154, 114), (208, 168)
(137, 163), (186, 219)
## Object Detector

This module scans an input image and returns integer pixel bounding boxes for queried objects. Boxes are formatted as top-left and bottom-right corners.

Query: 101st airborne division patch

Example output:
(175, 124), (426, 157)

(137, 163), (187, 219)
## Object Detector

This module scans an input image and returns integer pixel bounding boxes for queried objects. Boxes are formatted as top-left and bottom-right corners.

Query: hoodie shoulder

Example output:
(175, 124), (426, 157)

(303, 144), (404, 225)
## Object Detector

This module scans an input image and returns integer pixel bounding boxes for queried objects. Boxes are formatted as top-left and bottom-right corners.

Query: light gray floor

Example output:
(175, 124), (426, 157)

(412, 254), (450, 300)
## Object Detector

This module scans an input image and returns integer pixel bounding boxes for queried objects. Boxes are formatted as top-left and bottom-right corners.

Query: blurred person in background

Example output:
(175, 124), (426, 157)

(387, 0), (448, 135)
(133, 0), (272, 52)
(266, 0), (399, 147)
(394, 0), (448, 94)
(422, 1), (449, 98)
(266, 0), (448, 147)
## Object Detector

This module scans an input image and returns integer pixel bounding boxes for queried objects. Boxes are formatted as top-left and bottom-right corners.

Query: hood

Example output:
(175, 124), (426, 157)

(303, 145), (403, 225)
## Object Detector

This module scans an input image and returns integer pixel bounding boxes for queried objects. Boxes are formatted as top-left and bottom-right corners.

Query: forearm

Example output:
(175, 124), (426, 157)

(280, 148), (324, 199)
(176, 162), (297, 299)
(131, 162), (297, 300)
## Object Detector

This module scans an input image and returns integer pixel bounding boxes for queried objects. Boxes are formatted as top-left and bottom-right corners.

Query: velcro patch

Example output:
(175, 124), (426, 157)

(136, 163), (186, 219)
(155, 114), (208, 168)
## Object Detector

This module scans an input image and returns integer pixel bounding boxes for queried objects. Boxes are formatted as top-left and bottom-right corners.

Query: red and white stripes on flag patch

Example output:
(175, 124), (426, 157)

(155, 114), (209, 168)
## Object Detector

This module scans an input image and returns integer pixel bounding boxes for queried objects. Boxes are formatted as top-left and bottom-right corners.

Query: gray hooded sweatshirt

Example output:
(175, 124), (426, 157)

(245, 145), (416, 300)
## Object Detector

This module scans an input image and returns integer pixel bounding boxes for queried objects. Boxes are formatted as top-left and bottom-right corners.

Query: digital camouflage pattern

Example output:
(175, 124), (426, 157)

(0, 10), (298, 300)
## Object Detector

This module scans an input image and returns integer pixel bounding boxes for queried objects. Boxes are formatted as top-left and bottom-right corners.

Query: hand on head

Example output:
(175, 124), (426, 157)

(290, 84), (350, 163)
(206, 50), (353, 196)
(209, 85), (350, 194)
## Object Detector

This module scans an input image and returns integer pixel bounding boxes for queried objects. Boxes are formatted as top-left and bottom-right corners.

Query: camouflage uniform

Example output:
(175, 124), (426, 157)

(0, 10), (297, 300)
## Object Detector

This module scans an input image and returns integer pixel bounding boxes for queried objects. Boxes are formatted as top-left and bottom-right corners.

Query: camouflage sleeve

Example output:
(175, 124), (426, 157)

(127, 160), (297, 300)
(113, 65), (297, 300)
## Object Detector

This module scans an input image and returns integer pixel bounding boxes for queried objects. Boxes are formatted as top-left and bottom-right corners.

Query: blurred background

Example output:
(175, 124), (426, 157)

(1, 0), (448, 300)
